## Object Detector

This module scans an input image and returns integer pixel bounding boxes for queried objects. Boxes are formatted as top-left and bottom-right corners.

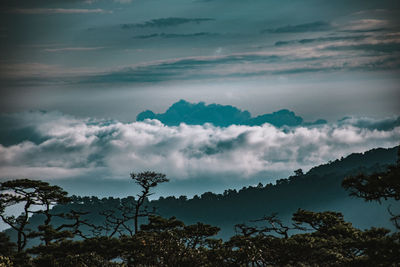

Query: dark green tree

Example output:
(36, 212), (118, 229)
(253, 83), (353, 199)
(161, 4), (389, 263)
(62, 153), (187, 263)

(294, 168), (304, 177)
(0, 232), (15, 256)
(226, 209), (400, 266)
(28, 236), (123, 266)
(0, 179), (69, 252)
(0, 178), (97, 262)
(130, 171), (169, 234)
(120, 215), (220, 266)
(97, 172), (169, 237)
(342, 147), (400, 228)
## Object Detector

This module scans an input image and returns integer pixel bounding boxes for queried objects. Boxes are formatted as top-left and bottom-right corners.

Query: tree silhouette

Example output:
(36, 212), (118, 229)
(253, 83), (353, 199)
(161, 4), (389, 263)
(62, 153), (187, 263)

(342, 149), (400, 201)
(0, 232), (15, 256)
(0, 179), (69, 252)
(0, 178), (99, 264)
(294, 168), (304, 177)
(130, 171), (169, 234)
(342, 147), (400, 228)
(96, 172), (169, 237)
(99, 198), (137, 237)
(120, 215), (220, 266)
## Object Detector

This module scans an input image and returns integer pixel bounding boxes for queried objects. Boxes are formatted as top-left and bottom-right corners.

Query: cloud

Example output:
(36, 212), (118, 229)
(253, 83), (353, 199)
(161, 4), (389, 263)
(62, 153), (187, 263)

(2, 39), (399, 87)
(137, 100), (251, 127)
(43, 47), (105, 52)
(133, 32), (218, 39)
(136, 100), (325, 127)
(87, 52), (396, 84)
(262, 21), (332, 34)
(338, 116), (400, 131)
(3, 28), (400, 87)
(113, 0), (132, 3)
(341, 19), (389, 32)
(6, 8), (111, 14)
(3, 46), (397, 87)
(0, 63), (100, 84)
(78, 53), (283, 84)
(121, 17), (215, 29)
(274, 35), (369, 46)
(0, 111), (399, 184)
(324, 42), (400, 53)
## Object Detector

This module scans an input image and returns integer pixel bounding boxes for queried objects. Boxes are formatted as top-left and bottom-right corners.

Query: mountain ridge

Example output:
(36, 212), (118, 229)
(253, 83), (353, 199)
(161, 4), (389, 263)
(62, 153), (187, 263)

(16, 145), (395, 241)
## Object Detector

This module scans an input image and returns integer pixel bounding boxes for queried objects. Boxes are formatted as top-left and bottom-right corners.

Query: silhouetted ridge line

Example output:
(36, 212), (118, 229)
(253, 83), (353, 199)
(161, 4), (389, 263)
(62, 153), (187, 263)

(10, 145), (398, 241)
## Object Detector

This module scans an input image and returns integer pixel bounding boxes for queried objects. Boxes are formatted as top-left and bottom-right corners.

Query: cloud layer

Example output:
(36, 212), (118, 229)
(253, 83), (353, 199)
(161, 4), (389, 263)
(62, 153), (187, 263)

(1, 111), (399, 186)
(262, 21), (332, 33)
(122, 17), (215, 29)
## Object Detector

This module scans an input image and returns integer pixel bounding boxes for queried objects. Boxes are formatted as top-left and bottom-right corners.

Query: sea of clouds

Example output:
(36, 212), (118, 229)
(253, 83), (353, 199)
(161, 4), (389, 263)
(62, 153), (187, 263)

(0, 111), (399, 184)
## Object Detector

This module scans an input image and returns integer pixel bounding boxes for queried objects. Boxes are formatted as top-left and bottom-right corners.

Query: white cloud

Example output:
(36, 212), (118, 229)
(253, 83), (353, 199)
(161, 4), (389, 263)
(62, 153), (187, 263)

(343, 19), (389, 31)
(0, 112), (399, 183)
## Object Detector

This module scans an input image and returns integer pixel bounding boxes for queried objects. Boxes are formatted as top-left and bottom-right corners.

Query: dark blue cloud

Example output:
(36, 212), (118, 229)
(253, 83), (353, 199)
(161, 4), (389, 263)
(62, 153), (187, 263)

(0, 113), (47, 146)
(324, 42), (400, 53)
(137, 99), (251, 127)
(246, 109), (303, 127)
(262, 21), (332, 34)
(80, 54), (282, 84)
(133, 32), (218, 39)
(341, 28), (388, 33)
(2, 47), (398, 88)
(121, 17), (215, 29)
(274, 35), (368, 46)
(136, 100), (326, 127)
(197, 132), (249, 156)
(338, 116), (400, 131)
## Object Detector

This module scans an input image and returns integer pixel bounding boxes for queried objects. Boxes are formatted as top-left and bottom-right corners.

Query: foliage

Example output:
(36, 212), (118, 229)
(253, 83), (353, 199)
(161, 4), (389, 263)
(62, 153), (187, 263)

(130, 171), (169, 234)
(4, 206), (398, 266)
(342, 147), (400, 229)
(0, 179), (70, 251)
(0, 232), (15, 256)
(0, 256), (13, 267)
(342, 148), (400, 201)
(15, 146), (396, 241)
(28, 237), (123, 266)
(224, 209), (400, 266)
(97, 171), (169, 237)
(120, 216), (220, 266)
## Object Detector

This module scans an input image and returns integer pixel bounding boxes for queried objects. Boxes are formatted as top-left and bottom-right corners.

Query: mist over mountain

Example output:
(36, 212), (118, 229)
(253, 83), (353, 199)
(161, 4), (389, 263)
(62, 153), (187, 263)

(11, 145), (398, 241)
(136, 100), (327, 127)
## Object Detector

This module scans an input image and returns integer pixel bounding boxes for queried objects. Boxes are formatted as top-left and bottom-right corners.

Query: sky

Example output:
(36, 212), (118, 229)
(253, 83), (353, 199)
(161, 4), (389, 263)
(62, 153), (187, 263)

(0, 0), (399, 198)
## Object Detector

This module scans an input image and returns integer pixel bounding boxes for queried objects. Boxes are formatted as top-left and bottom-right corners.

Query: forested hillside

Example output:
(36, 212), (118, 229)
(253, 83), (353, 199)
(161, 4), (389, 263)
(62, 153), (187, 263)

(28, 145), (399, 239)
(1, 146), (399, 266)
